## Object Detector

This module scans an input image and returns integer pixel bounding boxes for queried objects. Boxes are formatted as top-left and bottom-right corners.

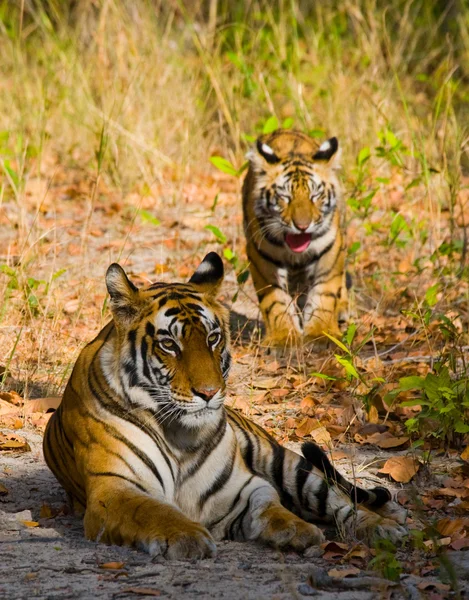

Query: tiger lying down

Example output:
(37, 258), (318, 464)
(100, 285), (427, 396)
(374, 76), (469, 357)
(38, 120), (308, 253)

(44, 252), (407, 559)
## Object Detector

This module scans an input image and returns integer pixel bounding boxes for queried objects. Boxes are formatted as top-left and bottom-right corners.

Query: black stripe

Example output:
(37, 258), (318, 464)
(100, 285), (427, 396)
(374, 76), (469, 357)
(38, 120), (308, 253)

(316, 479), (329, 518)
(88, 471), (149, 494)
(199, 448), (236, 509)
(252, 243), (285, 268)
(264, 300), (285, 319)
(270, 441), (294, 509)
(207, 475), (254, 530)
(82, 407), (166, 492)
(295, 456), (311, 509)
(180, 424), (227, 484)
(228, 500), (251, 540)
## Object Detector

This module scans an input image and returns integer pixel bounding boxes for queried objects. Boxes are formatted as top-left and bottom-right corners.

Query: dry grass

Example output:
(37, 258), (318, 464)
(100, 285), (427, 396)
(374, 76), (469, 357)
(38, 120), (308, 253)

(0, 0), (468, 408)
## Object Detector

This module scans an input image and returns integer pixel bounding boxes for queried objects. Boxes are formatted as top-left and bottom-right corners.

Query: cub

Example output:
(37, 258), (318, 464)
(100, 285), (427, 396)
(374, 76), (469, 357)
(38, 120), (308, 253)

(243, 129), (348, 346)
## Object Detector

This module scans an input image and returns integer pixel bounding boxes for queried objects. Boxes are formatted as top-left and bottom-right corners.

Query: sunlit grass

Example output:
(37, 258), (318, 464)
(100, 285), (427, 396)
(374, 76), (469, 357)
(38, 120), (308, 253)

(0, 0), (467, 396)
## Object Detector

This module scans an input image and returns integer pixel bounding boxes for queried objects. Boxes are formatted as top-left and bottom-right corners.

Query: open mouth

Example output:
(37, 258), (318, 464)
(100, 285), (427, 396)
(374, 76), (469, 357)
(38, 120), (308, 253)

(285, 232), (312, 253)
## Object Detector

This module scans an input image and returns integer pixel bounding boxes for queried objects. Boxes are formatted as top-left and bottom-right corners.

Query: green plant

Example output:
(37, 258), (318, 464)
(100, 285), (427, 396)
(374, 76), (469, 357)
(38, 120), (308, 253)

(369, 538), (403, 582)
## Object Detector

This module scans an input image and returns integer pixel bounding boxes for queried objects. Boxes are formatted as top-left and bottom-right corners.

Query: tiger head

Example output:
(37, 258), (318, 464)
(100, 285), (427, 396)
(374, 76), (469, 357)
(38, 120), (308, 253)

(103, 252), (231, 429)
(247, 129), (341, 254)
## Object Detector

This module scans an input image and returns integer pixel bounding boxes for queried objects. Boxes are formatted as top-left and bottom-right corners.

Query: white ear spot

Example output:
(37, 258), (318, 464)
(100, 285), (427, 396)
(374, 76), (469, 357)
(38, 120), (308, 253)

(319, 140), (331, 153)
(195, 261), (213, 275)
(261, 143), (275, 156)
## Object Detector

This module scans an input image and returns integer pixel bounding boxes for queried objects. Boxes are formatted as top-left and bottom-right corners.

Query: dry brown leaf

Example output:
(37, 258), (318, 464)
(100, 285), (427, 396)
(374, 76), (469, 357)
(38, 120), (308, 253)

(330, 450), (349, 461)
(119, 588), (161, 597)
(0, 434), (31, 453)
(251, 378), (281, 390)
(365, 432), (410, 449)
(0, 483), (8, 496)
(436, 517), (469, 538)
(310, 426), (332, 446)
(270, 388), (289, 399)
(295, 417), (316, 438)
(300, 396), (316, 415)
(40, 503), (53, 519)
(100, 562), (126, 570)
(450, 538), (469, 550)
(284, 417), (297, 429)
(379, 456), (419, 483)
(23, 397), (61, 414)
(367, 405), (379, 424)
(327, 567), (361, 578)
(461, 446), (469, 462)
(417, 581), (451, 592)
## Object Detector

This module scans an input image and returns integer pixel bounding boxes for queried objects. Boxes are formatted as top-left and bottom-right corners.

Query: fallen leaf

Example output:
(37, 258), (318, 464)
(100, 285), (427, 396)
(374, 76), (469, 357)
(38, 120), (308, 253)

(119, 588), (161, 597)
(436, 518), (469, 538)
(327, 567), (361, 578)
(379, 456), (419, 483)
(0, 434), (31, 453)
(367, 405), (379, 424)
(450, 538), (469, 550)
(40, 503), (53, 519)
(417, 581), (451, 592)
(310, 426), (332, 445)
(251, 378), (281, 390)
(461, 446), (469, 462)
(300, 396), (316, 415)
(270, 388), (290, 399)
(0, 483), (8, 496)
(295, 417), (316, 438)
(284, 417), (297, 429)
(365, 432), (410, 449)
(21, 521), (39, 528)
(330, 450), (349, 460)
(100, 562), (126, 570)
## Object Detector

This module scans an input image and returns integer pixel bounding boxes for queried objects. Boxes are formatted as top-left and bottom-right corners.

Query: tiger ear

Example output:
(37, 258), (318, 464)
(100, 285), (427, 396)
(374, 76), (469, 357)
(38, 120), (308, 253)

(255, 139), (280, 165)
(105, 263), (142, 325)
(313, 137), (339, 163)
(189, 252), (224, 297)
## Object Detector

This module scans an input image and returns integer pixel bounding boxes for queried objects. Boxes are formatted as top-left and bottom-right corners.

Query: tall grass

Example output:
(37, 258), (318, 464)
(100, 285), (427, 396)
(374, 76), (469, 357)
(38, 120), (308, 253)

(0, 0), (468, 393)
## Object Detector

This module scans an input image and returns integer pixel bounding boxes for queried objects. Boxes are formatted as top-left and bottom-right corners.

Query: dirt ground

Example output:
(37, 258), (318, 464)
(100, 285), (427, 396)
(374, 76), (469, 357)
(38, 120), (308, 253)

(0, 163), (469, 599)
(1, 428), (468, 600)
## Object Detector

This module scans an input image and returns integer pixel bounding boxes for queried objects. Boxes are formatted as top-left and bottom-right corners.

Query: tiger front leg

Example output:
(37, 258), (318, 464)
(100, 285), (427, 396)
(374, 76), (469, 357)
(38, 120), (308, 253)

(248, 246), (301, 346)
(303, 251), (346, 342)
(232, 481), (324, 551)
(84, 481), (216, 559)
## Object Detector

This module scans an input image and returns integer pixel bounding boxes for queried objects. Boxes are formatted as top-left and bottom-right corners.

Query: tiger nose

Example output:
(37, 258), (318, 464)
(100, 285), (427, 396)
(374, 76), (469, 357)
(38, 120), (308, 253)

(192, 386), (220, 401)
(293, 219), (310, 232)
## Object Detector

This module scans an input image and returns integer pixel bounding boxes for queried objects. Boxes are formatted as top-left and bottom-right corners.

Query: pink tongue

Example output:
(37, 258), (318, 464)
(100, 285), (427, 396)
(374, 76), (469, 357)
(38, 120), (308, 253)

(285, 232), (312, 253)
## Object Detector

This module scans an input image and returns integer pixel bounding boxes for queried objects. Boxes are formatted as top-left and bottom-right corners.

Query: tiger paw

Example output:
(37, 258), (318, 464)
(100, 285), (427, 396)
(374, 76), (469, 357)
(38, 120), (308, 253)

(264, 329), (302, 349)
(259, 505), (325, 551)
(354, 512), (407, 545)
(134, 523), (216, 559)
(303, 319), (341, 344)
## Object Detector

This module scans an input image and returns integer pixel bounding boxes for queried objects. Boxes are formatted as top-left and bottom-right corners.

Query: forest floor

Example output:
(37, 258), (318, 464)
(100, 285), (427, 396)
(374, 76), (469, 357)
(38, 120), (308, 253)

(1, 157), (469, 599)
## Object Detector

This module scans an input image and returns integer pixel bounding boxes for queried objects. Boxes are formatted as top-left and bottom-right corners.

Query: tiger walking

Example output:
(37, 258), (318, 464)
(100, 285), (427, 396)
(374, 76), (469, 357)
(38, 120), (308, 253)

(243, 129), (348, 346)
(44, 253), (406, 559)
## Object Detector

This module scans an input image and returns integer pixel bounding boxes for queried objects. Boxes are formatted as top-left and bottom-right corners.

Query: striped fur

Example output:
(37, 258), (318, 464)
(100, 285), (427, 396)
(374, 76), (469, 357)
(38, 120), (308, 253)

(44, 253), (406, 559)
(243, 129), (348, 346)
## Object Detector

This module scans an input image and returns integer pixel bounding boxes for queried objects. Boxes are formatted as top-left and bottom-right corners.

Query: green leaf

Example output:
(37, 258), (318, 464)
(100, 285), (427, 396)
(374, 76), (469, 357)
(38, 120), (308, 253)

(205, 225), (227, 244)
(237, 270), (250, 285)
(348, 241), (361, 256)
(322, 331), (351, 355)
(425, 283), (439, 307)
(310, 372), (337, 381)
(139, 210), (160, 226)
(357, 146), (371, 166)
(398, 376), (425, 391)
(282, 117), (294, 129)
(209, 156), (238, 176)
(262, 116), (279, 134)
(335, 355), (361, 380)
(455, 421), (469, 434)
(345, 322), (357, 346)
